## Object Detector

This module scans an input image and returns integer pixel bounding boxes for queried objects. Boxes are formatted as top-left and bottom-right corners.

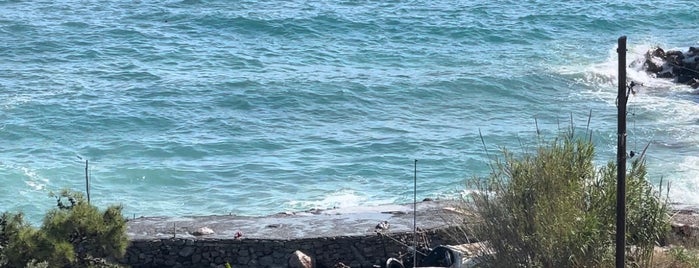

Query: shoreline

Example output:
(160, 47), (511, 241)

(122, 200), (699, 267)
(124, 199), (466, 267)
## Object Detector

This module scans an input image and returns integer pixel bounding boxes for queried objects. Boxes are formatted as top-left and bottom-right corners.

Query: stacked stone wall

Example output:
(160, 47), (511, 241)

(123, 227), (460, 268)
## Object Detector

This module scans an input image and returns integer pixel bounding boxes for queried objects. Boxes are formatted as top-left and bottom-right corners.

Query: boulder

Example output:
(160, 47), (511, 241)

(375, 221), (390, 232)
(643, 46), (699, 87)
(288, 250), (313, 268)
(192, 227), (214, 236)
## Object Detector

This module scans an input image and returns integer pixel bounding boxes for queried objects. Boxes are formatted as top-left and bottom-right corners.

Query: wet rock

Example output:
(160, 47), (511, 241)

(288, 250), (313, 268)
(644, 56), (663, 73)
(651, 47), (666, 58)
(691, 78), (699, 89)
(375, 221), (390, 232)
(642, 46), (699, 88)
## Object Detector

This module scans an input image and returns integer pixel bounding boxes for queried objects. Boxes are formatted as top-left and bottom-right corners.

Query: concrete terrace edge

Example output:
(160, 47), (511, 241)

(123, 200), (469, 267)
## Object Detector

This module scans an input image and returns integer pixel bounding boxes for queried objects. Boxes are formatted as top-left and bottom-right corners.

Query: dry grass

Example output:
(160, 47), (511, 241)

(652, 246), (699, 268)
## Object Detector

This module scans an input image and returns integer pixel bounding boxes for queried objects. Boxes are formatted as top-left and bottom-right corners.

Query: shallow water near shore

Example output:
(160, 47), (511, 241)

(1, 1), (699, 224)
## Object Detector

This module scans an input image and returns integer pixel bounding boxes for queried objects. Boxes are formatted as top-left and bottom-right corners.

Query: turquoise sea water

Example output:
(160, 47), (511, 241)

(1, 0), (699, 223)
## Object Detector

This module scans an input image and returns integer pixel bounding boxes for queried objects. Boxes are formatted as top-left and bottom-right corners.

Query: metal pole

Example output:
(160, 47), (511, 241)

(413, 159), (418, 267)
(616, 35), (627, 268)
(85, 159), (90, 204)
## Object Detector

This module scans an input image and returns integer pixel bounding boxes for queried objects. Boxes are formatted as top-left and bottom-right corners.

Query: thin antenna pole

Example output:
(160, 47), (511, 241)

(616, 35), (627, 268)
(85, 159), (90, 204)
(413, 159), (418, 267)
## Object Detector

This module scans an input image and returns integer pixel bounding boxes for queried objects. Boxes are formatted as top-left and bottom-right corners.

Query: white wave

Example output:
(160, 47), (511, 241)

(283, 188), (398, 212)
(558, 42), (690, 93)
(285, 188), (363, 210)
(20, 166), (49, 191)
(657, 156), (699, 205)
(554, 40), (699, 205)
(0, 162), (50, 192)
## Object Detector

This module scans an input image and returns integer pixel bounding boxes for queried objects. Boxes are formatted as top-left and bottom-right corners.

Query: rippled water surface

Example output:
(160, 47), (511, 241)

(1, 0), (698, 223)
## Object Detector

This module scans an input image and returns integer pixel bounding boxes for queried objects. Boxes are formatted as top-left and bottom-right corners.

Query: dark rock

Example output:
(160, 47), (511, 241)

(178, 246), (195, 257)
(652, 47), (666, 58)
(165, 259), (176, 266)
(191, 253), (202, 264)
(643, 46), (699, 87)
(259, 255), (274, 266)
(644, 58), (663, 73)
(691, 79), (699, 89)
(678, 75), (694, 84)
(657, 70), (675, 78)
(666, 50), (683, 57)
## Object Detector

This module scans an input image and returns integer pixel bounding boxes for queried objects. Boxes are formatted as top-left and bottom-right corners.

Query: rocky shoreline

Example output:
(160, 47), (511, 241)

(121, 201), (699, 267)
(642, 46), (699, 88)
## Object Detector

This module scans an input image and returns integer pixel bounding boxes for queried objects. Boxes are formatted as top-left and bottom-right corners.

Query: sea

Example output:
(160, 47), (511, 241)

(1, 0), (698, 224)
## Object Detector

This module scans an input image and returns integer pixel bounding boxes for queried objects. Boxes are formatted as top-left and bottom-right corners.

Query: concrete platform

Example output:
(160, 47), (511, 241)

(126, 200), (466, 241)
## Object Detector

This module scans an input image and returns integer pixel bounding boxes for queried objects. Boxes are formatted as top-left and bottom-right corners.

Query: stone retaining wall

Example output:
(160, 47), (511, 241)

(123, 227), (461, 268)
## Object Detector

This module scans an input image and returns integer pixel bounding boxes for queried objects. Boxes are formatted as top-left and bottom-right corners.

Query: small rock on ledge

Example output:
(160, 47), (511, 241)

(191, 227), (214, 236)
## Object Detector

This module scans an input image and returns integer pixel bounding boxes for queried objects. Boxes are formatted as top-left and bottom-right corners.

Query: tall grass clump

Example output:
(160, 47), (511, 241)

(0, 190), (128, 268)
(466, 133), (670, 267)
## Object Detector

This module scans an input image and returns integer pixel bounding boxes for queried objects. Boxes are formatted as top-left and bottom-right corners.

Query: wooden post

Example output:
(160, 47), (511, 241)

(616, 35), (627, 268)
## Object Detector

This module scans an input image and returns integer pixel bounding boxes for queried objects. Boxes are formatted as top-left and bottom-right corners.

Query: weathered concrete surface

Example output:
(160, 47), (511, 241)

(126, 200), (466, 241)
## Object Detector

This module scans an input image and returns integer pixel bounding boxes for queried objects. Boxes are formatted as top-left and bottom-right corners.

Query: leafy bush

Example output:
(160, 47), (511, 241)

(0, 190), (127, 268)
(466, 134), (670, 267)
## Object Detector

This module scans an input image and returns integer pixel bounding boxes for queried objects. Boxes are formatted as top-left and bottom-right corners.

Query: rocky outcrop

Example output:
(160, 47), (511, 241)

(642, 46), (699, 88)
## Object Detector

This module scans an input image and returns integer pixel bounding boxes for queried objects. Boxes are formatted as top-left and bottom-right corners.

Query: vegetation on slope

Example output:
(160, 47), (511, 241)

(463, 133), (670, 267)
(0, 190), (127, 268)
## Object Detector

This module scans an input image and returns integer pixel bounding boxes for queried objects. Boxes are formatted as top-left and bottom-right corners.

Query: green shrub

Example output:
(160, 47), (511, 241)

(466, 134), (670, 267)
(0, 190), (128, 268)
